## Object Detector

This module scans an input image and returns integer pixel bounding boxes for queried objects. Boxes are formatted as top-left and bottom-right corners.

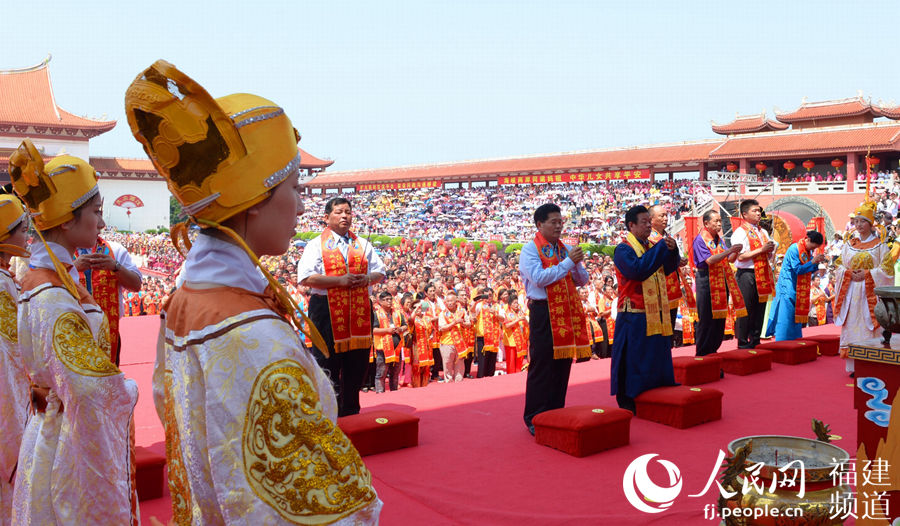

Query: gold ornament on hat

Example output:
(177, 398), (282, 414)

(124, 60), (325, 354)
(0, 187), (30, 258)
(6, 140), (100, 298)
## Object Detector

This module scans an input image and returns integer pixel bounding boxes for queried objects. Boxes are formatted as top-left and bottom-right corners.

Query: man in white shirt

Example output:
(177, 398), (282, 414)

(730, 200), (776, 349)
(297, 197), (386, 416)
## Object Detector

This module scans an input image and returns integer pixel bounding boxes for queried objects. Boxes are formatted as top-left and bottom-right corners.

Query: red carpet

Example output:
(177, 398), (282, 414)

(120, 318), (855, 525)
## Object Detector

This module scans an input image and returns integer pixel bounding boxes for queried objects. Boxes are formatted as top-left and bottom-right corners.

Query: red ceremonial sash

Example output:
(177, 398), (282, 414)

(833, 237), (880, 329)
(321, 228), (371, 352)
(77, 237), (120, 362)
(479, 303), (501, 352)
(745, 226), (775, 302)
(440, 307), (468, 356)
(534, 232), (591, 359)
(505, 311), (529, 357)
(374, 306), (400, 363)
(681, 300), (695, 344)
(794, 239), (813, 324)
(700, 228), (747, 319)
(413, 317), (434, 366)
(600, 296), (616, 343)
(649, 230), (695, 308)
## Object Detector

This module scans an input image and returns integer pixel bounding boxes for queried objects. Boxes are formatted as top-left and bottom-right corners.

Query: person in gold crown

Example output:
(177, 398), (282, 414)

(0, 191), (30, 525)
(125, 60), (380, 524)
(7, 141), (140, 525)
(835, 200), (895, 375)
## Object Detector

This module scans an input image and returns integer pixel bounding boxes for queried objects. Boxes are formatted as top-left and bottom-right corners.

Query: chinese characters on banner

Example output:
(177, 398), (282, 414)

(357, 181), (441, 191)
(498, 169), (651, 185)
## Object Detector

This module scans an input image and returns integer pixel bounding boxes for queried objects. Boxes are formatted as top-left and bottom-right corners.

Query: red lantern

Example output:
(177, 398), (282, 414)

(755, 162), (767, 173)
(866, 156), (881, 168)
(831, 158), (845, 169)
(802, 160), (815, 172)
(726, 162), (738, 172)
(783, 161), (796, 172)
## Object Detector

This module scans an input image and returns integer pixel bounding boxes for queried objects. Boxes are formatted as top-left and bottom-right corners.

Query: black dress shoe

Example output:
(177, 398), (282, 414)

(527, 424), (535, 436)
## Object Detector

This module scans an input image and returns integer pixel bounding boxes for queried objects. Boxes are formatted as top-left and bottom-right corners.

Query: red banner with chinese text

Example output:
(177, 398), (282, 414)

(357, 181), (441, 191)
(498, 169), (651, 185)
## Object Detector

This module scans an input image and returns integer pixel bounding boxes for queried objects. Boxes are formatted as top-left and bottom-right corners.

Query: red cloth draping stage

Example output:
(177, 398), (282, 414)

(120, 318), (854, 525)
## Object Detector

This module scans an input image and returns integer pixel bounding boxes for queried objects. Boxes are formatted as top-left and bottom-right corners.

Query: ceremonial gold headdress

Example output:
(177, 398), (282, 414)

(854, 200), (876, 225)
(8, 140), (99, 231)
(0, 191), (30, 257)
(124, 60), (326, 353)
(124, 60), (300, 225)
(6, 140), (99, 297)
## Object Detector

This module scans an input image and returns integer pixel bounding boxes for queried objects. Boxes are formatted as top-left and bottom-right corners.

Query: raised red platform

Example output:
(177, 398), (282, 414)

(533, 405), (632, 457)
(121, 318), (852, 525)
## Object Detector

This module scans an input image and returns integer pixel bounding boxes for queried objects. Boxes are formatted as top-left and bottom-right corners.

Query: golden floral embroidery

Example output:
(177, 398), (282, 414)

(243, 359), (375, 524)
(0, 291), (16, 343)
(98, 314), (111, 358)
(164, 371), (193, 526)
(52, 312), (120, 377)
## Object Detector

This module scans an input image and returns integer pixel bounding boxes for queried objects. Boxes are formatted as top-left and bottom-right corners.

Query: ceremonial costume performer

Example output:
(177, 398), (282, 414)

(0, 193), (30, 525)
(611, 206), (680, 412)
(835, 201), (895, 374)
(298, 197), (385, 416)
(74, 235), (143, 364)
(8, 141), (140, 525)
(648, 205), (695, 337)
(475, 288), (502, 378)
(692, 210), (746, 356)
(765, 231), (825, 341)
(125, 61), (380, 524)
(730, 200), (776, 349)
(520, 204), (590, 435)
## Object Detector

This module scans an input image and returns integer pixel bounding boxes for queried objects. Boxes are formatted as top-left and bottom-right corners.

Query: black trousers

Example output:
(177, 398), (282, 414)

(597, 321), (611, 358)
(695, 270), (725, 356)
(735, 268), (763, 349)
(431, 347), (443, 379)
(669, 307), (678, 348)
(523, 301), (572, 429)
(308, 295), (369, 416)
(464, 336), (480, 377)
(475, 336), (497, 378)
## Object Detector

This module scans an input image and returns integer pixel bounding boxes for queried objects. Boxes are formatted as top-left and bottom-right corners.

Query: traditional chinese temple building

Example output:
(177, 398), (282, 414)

(0, 56), (335, 231)
(309, 94), (900, 239)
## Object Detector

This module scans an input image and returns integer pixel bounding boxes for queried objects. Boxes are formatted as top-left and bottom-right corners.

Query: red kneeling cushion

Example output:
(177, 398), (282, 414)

(718, 349), (773, 376)
(533, 406), (632, 457)
(672, 355), (722, 385)
(338, 410), (419, 456)
(755, 340), (818, 364)
(635, 386), (723, 429)
(134, 446), (167, 501)
(799, 334), (840, 356)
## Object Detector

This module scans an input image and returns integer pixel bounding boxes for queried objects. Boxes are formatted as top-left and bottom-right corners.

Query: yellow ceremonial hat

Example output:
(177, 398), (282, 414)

(854, 200), (877, 224)
(123, 60), (301, 224)
(0, 193), (27, 242)
(7, 140), (99, 231)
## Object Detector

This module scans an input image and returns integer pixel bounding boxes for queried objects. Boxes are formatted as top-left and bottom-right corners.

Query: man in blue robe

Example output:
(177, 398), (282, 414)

(611, 205), (680, 412)
(765, 230), (825, 341)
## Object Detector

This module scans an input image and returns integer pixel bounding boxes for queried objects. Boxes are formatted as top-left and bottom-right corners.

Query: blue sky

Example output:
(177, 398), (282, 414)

(4, 0), (899, 171)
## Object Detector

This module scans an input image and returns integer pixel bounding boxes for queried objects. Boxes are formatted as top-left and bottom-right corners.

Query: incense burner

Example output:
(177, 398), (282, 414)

(874, 286), (900, 346)
(721, 435), (850, 525)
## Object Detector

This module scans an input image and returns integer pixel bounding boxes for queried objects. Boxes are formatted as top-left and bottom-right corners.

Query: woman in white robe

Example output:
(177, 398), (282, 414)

(835, 201), (895, 374)
(0, 195), (30, 525)
(8, 145), (139, 525)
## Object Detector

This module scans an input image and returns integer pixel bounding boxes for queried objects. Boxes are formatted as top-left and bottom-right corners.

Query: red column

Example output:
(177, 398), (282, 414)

(698, 164), (708, 181)
(847, 153), (857, 192)
(739, 159), (749, 174)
